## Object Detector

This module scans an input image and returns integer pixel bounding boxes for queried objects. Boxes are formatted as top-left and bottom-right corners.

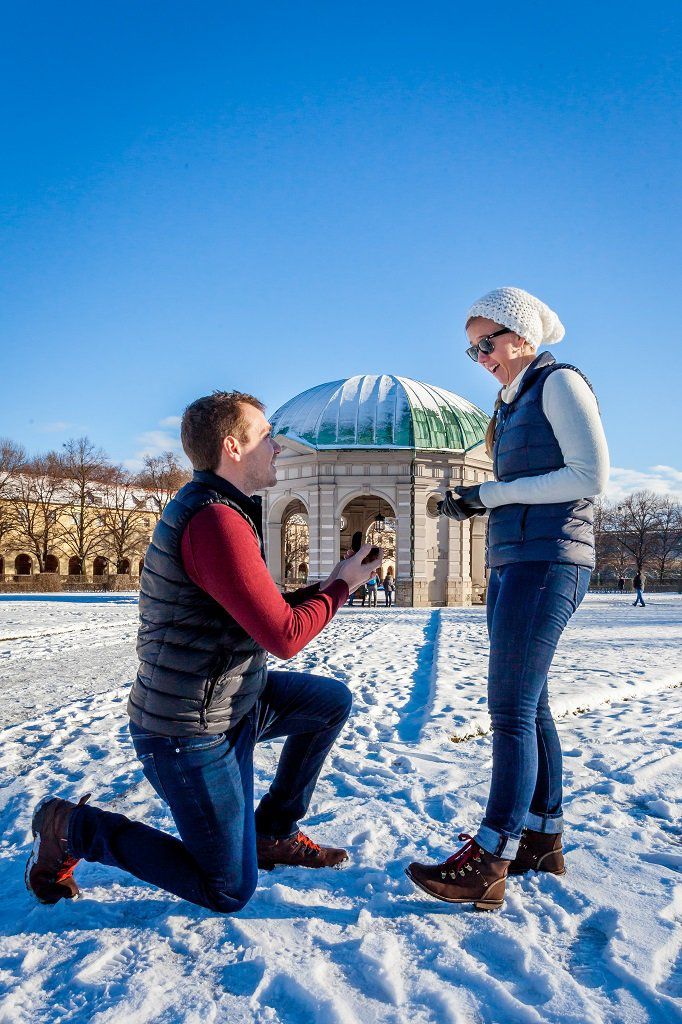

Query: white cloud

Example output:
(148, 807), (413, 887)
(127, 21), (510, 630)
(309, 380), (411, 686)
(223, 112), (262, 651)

(606, 465), (682, 503)
(37, 420), (76, 433)
(123, 417), (188, 472)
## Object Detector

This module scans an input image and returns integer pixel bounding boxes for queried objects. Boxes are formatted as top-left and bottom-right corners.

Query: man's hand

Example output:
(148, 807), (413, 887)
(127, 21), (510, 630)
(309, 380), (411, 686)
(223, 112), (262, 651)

(319, 560), (346, 592)
(437, 486), (486, 521)
(329, 543), (383, 594)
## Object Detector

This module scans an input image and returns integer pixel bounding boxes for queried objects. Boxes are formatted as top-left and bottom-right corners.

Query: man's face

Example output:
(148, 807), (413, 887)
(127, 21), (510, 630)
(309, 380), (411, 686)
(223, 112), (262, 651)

(235, 403), (281, 493)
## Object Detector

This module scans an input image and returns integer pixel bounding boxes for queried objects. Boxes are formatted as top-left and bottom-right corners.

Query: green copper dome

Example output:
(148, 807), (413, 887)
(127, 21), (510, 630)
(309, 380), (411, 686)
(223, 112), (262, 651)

(270, 374), (489, 452)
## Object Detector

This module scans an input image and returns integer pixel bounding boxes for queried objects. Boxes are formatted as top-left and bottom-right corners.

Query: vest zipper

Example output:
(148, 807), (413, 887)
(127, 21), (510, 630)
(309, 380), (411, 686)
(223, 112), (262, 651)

(200, 676), (220, 730)
(520, 507), (529, 541)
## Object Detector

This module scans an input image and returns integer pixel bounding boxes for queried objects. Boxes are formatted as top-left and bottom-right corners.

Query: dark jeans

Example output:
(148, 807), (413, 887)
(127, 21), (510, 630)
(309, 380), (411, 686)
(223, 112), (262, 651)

(68, 670), (352, 913)
(474, 561), (591, 860)
(633, 588), (645, 606)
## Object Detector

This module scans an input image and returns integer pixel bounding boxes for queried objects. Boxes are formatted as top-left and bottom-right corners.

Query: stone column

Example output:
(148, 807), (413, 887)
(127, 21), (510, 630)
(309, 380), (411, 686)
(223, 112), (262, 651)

(307, 481), (337, 583)
(317, 482), (337, 581)
(470, 515), (488, 602)
(395, 480), (413, 606)
(306, 487), (322, 581)
(445, 516), (472, 606)
(412, 478), (430, 606)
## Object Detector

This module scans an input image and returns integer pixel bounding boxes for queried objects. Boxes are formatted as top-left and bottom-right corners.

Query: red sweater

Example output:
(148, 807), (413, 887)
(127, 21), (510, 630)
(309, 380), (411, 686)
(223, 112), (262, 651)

(181, 504), (348, 660)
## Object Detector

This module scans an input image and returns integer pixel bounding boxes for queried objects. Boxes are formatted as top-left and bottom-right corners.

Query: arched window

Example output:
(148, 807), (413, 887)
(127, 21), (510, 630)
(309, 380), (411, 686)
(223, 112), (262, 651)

(93, 557), (108, 576)
(15, 554), (33, 575)
(44, 554), (60, 573)
(117, 558), (130, 574)
(282, 503), (309, 583)
(340, 496), (397, 574)
(68, 556), (82, 575)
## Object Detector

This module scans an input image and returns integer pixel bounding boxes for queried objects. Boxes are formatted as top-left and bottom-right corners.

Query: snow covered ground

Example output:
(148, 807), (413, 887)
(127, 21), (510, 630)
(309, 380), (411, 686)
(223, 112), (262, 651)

(0, 594), (680, 1024)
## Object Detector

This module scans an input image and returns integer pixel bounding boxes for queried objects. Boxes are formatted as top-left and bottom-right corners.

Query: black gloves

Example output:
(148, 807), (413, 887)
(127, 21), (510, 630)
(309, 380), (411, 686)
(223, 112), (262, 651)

(437, 485), (486, 521)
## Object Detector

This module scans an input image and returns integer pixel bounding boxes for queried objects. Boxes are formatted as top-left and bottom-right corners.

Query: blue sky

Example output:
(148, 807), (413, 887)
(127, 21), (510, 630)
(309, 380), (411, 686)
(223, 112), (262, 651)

(2, 2), (681, 498)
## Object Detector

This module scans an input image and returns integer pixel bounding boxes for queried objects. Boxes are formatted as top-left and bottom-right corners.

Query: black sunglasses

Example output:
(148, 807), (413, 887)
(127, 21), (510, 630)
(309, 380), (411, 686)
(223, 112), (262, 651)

(465, 327), (512, 362)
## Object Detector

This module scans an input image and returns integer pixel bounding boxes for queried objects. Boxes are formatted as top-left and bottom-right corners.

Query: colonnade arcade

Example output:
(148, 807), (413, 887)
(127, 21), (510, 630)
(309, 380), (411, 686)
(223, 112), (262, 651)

(2, 552), (145, 579)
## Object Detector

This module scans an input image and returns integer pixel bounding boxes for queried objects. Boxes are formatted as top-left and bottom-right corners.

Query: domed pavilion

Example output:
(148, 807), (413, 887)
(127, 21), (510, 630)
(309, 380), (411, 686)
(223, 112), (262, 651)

(263, 374), (494, 606)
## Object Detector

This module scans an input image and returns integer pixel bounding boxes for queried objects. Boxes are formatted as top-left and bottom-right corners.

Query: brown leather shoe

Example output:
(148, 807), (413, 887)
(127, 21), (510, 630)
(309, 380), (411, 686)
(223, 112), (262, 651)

(257, 831), (348, 871)
(405, 833), (508, 911)
(25, 794), (91, 904)
(507, 829), (566, 876)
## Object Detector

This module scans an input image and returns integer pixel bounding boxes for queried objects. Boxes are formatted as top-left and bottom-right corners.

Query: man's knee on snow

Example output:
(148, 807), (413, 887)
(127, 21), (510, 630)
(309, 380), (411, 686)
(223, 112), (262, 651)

(330, 680), (353, 722)
(206, 877), (257, 914)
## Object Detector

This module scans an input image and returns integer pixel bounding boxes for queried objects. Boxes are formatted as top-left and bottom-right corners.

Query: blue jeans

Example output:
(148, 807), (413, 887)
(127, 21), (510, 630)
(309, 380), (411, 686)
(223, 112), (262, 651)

(68, 670), (352, 913)
(474, 561), (591, 860)
(633, 589), (645, 606)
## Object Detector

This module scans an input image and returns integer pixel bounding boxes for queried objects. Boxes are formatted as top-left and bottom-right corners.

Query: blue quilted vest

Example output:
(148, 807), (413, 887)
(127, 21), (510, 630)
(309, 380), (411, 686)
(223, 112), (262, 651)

(487, 352), (596, 570)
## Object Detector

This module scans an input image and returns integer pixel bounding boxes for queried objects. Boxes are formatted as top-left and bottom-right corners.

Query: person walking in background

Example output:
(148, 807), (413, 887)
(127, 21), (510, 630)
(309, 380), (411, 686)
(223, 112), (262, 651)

(406, 286), (609, 911)
(618, 576), (625, 594)
(632, 572), (646, 606)
(383, 570), (395, 607)
(26, 390), (382, 913)
(366, 571), (378, 607)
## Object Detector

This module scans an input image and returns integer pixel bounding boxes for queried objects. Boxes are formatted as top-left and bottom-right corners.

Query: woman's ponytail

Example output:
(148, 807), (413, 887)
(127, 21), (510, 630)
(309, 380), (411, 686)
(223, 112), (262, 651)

(485, 390), (503, 458)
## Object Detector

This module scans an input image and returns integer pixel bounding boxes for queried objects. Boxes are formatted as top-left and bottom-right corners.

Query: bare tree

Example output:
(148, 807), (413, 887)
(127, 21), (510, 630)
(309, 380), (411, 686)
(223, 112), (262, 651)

(137, 452), (190, 516)
(59, 437), (112, 573)
(0, 438), (26, 547)
(10, 454), (65, 572)
(609, 490), (664, 576)
(98, 467), (150, 572)
(651, 497), (682, 583)
(594, 497), (628, 580)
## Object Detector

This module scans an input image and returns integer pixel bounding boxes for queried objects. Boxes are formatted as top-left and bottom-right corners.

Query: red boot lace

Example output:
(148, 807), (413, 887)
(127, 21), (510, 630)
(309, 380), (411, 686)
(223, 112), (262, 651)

(294, 832), (322, 856)
(442, 833), (482, 875)
(55, 854), (79, 883)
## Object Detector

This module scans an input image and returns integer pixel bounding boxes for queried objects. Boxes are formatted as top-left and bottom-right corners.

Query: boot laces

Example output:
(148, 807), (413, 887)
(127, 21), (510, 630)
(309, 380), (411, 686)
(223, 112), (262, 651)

(55, 854), (79, 883)
(294, 831), (322, 856)
(443, 833), (482, 875)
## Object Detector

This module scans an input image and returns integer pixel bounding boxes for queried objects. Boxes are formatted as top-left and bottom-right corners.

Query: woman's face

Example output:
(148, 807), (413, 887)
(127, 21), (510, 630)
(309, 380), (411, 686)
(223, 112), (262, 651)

(466, 317), (535, 386)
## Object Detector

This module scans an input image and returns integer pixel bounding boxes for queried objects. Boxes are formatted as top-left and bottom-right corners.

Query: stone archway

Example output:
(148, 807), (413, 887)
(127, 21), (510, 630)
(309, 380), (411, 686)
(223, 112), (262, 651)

(68, 556), (82, 575)
(15, 554), (33, 576)
(93, 556), (108, 576)
(44, 554), (60, 573)
(117, 558), (131, 574)
(340, 495), (396, 580)
(282, 499), (309, 588)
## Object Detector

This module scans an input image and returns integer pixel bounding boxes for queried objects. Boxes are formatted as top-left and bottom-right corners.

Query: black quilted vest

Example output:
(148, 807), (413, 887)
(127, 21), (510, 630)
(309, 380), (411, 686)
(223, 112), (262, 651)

(127, 471), (269, 736)
(487, 352), (597, 570)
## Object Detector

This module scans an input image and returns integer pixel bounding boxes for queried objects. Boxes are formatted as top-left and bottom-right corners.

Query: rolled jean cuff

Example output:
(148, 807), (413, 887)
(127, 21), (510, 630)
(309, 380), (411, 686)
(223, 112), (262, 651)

(474, 825), (518, 861)
(525, 811), (563, 835)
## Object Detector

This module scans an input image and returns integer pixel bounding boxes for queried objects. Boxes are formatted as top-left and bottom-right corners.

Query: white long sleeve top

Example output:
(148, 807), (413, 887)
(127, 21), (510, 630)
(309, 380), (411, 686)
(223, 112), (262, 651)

(478, 364), (610, 509)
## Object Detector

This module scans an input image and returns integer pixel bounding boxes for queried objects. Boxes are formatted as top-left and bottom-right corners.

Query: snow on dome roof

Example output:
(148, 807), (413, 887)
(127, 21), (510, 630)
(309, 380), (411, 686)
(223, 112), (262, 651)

(270, 374), (489, 452)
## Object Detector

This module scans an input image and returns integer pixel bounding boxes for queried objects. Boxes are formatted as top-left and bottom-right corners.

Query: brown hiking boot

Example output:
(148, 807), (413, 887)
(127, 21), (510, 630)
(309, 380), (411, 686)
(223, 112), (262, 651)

(507, 829), (566, 876)
(405, 833), (508, 911)
(25, 793), (91, 904)
(257, 830), (348, 871)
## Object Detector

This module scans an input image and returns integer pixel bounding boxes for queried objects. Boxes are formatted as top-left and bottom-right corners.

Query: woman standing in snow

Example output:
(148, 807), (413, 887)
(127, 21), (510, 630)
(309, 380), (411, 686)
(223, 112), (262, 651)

(406, 287), (609, 910)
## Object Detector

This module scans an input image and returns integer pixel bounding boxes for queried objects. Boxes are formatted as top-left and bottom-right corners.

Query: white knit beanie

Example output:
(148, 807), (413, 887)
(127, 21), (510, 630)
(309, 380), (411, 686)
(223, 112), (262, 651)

(466, 286), (565, 348)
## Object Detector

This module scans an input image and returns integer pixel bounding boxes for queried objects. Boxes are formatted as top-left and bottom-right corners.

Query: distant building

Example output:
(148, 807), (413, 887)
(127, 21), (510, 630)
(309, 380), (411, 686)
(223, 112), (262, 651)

(0, 486), (157, 590)
(263, 374), (493, 606)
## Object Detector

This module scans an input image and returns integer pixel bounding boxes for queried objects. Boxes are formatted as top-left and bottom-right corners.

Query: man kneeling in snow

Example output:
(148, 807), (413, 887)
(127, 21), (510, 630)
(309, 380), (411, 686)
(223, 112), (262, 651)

(26, 391), (381, 912)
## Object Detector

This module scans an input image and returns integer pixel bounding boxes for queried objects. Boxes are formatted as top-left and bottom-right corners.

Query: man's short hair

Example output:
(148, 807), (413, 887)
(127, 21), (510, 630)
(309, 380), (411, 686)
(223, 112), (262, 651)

(180, 391), (265, 471)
